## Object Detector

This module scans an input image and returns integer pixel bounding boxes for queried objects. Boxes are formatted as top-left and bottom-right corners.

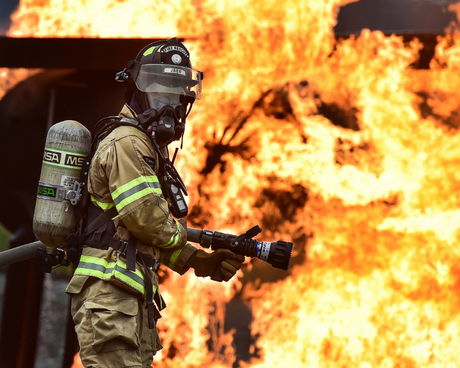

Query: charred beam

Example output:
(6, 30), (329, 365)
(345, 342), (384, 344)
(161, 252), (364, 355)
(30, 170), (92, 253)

(0, 34), (443, 70)
(0, 37), (188, 69)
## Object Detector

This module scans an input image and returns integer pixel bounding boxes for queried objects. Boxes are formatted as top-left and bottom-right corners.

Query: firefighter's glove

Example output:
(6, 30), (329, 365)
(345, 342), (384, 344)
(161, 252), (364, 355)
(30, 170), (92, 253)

(193, 249), (245, 282)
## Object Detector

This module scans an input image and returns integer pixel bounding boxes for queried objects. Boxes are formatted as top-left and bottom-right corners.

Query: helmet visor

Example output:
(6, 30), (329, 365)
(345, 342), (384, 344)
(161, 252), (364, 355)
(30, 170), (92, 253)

(135, 64), (202, 100)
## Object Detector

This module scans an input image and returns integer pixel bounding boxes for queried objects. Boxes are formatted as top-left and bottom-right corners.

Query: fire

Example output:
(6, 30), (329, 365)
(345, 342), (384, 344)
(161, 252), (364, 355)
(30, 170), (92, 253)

(5, 0), (460, 367)
(0, 68), (39, 100)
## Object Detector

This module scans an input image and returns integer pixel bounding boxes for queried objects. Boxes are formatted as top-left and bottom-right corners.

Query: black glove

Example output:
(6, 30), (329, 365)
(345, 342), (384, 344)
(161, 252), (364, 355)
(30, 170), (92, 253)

(193, 249), (245, 282)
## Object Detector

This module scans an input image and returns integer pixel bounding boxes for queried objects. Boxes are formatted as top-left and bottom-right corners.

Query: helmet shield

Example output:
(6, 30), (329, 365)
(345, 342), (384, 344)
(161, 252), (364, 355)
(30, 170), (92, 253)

(135, 64), (202, 100)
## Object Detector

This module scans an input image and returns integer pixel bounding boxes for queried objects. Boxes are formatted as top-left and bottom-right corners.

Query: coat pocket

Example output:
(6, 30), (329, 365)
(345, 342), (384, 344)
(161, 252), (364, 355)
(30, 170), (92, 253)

(85, 298), (140, 353)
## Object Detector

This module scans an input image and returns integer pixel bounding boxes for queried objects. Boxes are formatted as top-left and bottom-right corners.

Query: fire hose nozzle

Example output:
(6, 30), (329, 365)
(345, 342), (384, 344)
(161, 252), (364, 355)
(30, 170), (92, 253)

(186, 226), (293, 271)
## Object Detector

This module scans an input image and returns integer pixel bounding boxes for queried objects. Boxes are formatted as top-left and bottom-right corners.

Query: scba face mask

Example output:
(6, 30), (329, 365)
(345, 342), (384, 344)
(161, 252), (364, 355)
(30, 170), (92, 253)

(133, 65), (200, 147)
(138, 92), (187, 146)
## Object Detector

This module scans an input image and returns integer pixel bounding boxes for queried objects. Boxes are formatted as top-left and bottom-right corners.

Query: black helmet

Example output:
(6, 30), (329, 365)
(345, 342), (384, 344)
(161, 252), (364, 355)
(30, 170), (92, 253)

(116, 37), (203, 113)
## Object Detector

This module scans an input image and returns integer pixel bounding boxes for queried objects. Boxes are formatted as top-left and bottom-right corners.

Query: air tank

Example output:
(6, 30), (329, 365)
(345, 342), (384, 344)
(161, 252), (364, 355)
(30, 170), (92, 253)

(32, 120), (91, 253)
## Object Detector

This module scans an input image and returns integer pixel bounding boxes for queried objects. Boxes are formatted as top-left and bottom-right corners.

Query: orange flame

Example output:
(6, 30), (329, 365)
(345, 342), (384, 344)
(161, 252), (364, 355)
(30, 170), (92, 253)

(0, 68), (39, 100)
(6, 0), (460, 367)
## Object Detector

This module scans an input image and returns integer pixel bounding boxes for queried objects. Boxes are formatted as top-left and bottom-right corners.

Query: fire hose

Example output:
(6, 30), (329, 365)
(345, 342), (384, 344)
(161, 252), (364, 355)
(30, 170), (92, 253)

(0, 226), (293, 272)
(0, 241), (46, 268)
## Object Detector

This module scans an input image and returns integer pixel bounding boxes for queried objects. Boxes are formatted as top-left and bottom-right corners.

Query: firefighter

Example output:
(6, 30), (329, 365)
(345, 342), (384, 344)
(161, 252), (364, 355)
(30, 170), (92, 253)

(65, 37), (245, 367)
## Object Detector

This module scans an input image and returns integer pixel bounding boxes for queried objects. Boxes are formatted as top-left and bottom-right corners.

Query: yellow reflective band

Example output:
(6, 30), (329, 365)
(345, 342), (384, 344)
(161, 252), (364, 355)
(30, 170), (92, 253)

(143, 46), (156, 57)
(75, 255), (158, 296)
(116, 187), (155, 212)
(168, 248), (183, 269)
(112, 175), (160, 199)
(158, 228), (180, 249)
(112, 175), (162, 212)
(91, 195), (115, 210)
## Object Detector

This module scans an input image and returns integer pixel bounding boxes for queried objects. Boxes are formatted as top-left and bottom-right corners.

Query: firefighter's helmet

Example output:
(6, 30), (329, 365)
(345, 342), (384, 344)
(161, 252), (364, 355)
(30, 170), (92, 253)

(116, 37), (203, 114)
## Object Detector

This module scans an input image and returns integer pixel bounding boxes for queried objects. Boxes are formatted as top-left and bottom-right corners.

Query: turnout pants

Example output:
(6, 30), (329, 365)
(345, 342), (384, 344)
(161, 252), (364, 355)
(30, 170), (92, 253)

(70, 278), (162, 368)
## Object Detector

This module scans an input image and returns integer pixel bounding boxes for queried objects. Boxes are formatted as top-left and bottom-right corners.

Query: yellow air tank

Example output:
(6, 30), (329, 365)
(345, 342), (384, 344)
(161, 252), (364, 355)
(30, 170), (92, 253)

(32, 120), (91, 253)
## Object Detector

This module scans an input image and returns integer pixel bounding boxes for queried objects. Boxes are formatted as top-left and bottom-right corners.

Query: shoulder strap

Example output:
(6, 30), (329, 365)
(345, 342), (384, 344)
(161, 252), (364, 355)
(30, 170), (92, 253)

(91, 116), (149, 151)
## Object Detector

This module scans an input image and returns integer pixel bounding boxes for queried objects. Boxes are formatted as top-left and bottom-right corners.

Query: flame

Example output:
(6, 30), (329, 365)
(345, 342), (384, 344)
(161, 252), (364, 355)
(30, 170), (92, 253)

(5, 0), (460, 367)
(0, 68), (39, 100)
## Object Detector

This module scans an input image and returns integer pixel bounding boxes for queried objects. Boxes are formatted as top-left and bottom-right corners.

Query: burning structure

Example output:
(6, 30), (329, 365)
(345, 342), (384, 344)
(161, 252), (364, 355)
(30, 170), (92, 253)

(1, 0), (460, 367)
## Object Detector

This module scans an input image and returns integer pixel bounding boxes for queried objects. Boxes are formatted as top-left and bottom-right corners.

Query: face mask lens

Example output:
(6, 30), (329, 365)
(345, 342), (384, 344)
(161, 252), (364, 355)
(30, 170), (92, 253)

(146, 92), (181, 109)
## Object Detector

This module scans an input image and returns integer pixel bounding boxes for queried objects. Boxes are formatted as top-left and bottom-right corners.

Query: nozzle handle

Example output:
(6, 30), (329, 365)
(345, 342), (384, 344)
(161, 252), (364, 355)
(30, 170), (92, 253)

(186, 227), (203, 243)
(187, 227), (214, 248)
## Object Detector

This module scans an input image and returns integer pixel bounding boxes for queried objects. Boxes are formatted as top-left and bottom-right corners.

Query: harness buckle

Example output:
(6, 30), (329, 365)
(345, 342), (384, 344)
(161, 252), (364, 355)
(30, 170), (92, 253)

(116, 240), (138, 256)
(117, 240), (129, 254)
(150, 258), (161, 272)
